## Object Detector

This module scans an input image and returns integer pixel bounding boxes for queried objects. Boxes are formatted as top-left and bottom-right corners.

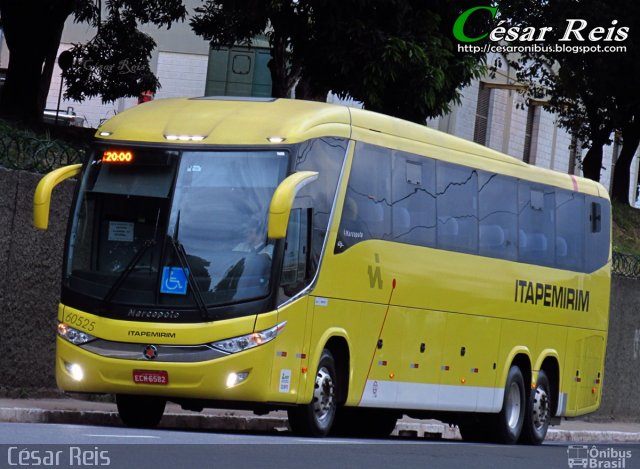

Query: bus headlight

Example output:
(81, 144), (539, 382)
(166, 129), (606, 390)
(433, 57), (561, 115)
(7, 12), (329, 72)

(210, 321), (286, 354)
(57, 323), (96, 345)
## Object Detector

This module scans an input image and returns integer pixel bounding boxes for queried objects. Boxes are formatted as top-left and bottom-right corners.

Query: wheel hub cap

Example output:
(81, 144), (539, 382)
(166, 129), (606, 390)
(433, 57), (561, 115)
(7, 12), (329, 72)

(312, 367), (335, 426)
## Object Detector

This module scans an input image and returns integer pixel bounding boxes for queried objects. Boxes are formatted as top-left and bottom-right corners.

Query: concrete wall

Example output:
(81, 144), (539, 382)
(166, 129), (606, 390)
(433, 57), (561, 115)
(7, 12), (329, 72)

(0, 168), (75, 394)
(0, 167), (639, 420)
(598, 276), (640, 420)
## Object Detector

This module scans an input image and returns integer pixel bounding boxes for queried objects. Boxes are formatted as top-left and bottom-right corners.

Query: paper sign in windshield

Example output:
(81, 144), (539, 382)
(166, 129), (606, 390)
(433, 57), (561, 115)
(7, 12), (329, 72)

(108, 221), (134, 242)
(160, 266), (189, 295)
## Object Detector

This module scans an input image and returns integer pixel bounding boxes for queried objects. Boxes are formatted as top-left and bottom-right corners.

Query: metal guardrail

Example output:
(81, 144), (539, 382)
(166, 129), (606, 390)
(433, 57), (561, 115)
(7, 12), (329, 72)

(0, 126), (88, 173)
(612, 251), (640, 279)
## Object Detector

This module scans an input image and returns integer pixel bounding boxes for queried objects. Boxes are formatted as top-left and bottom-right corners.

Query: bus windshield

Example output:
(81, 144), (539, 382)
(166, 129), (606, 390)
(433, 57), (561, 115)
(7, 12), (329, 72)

(64, 147), (289, 316)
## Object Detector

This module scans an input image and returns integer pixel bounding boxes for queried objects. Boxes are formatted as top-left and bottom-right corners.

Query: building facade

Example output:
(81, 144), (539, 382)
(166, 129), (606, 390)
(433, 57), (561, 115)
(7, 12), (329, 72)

(0, 6), (637, 202)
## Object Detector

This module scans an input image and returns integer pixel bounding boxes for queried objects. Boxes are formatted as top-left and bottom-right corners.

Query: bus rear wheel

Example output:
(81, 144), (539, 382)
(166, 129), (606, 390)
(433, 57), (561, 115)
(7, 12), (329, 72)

(287, 349), (337, 437)
(519, 370), (551, 445)
(116, 394), (166, 428)
(493, 366), (526, 444)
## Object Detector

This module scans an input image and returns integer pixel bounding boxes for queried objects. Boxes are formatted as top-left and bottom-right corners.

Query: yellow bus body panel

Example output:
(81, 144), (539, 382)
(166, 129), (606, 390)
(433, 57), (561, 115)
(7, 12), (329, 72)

(50, 97), (611, 418)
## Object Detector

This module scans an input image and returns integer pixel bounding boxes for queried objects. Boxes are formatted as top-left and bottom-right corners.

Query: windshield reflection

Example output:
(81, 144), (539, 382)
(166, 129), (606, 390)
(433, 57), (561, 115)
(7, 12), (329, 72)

(163, 151), (287, 306)
(65, 148), (288, 310)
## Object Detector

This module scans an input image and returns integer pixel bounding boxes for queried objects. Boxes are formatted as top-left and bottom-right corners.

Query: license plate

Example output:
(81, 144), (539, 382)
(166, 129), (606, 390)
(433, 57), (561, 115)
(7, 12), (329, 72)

(133, 370), (169, 385)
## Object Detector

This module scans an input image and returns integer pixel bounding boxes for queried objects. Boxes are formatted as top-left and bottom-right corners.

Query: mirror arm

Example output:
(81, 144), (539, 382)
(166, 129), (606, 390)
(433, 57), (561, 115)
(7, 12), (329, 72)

(33, 164), (82, 230)
(268, 171), (318, 239)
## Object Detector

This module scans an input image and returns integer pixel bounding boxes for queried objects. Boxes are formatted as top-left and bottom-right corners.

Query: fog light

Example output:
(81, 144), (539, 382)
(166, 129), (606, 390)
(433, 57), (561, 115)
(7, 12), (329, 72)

(226, 371), (249, 388)
(65, 362), (84, 382)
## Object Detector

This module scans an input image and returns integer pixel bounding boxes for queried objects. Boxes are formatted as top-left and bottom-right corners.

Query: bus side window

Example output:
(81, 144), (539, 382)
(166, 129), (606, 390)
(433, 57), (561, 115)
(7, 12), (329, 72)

(518, 182), (555, 267)
(478, 172), (517, 260)
(391, 153), (436, 247)
(280, 208), (311, 299)
(336, 142), (391, 252)
(585, 197), (610, 272)
(294, 137), (347, 268)
(556, 190), (584, 271)
(436, 161), (478, 254)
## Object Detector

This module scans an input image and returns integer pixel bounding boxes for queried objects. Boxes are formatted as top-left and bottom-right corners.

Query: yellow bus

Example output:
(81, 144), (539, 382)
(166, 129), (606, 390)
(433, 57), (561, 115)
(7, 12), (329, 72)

(34, 97), (611, 444)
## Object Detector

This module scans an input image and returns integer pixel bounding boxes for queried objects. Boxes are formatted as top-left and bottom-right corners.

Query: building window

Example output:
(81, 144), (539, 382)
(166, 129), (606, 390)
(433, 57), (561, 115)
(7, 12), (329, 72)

(523, 102), (540, 164)
(473, 83), (491, 145)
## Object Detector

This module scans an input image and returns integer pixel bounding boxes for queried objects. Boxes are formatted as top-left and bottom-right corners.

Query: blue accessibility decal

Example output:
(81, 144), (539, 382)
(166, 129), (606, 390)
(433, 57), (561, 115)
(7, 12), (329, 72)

(160, 266), (189, 295)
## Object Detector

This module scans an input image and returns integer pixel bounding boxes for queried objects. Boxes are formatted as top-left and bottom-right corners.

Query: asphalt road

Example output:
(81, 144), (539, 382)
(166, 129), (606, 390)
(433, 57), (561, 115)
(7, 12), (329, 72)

(1, 422), (640, 469)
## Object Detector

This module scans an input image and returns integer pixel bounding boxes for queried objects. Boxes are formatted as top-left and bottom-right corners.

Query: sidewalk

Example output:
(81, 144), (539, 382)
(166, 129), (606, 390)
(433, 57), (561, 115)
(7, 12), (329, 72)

(1, 397), (639, 443)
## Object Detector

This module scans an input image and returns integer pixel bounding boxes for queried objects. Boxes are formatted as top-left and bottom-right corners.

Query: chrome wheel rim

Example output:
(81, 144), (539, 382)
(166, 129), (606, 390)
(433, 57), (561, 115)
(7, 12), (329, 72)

(506, 382), (522, 430)
(532, 386), (550, 430)
(312, 366), (335, 429)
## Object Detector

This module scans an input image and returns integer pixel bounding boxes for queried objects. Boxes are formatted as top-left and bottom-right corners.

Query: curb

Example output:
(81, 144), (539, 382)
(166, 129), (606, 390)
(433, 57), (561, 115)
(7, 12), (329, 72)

(0, 406), (288, 433)
(1, 406), (639, 443)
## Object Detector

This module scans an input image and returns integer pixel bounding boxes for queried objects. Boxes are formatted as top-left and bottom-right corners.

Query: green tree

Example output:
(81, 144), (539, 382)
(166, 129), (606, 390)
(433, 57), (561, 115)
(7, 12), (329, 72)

(497, 0), (640, 204)
(0, 0), (186, 124)
(191, 0), (490, 123)
(63, 0), (187, 104)
(298, 0), (490, 123)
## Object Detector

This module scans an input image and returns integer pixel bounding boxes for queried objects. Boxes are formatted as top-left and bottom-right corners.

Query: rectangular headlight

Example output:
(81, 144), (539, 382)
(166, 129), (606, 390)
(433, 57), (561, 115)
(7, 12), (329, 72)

(210, 321), (286, 354)
(57, 323), (96, 345)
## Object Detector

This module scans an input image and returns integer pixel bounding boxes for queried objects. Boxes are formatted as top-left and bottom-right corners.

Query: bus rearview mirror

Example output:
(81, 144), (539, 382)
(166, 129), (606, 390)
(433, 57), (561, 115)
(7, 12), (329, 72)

(268, 171), (318, 239)
(33, 164), (82, 230)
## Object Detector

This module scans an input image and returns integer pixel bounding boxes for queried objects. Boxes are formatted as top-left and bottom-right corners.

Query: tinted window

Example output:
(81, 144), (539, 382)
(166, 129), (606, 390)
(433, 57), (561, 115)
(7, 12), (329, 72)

(585, 196), (611, 272)
(391, 153), (436, 247)
(336, 142), (391, 252)
(334, 142), (610, 273)
(556, 190), (585, 271)
(436, 161), (478, 254)
(479, 173), (517, 260)
(518, 182), (555, 267)
(295, 137), (348, 267)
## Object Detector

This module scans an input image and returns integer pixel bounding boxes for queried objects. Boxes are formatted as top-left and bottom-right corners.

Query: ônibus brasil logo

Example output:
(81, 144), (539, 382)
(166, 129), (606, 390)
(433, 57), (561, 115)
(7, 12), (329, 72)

(452, 6), (629, 43)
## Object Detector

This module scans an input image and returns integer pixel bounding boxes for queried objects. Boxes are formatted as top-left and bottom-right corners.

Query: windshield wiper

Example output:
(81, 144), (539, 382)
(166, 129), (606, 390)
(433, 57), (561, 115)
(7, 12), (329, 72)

(103, 239), (156, 305)
(168, 211), (209, 321)
(103, 208), (162, 306)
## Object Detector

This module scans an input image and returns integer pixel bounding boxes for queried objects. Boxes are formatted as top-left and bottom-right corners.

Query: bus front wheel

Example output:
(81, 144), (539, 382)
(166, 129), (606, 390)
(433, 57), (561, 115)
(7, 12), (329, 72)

(287, 349), (337, 437)
(116, 394), (166, 428)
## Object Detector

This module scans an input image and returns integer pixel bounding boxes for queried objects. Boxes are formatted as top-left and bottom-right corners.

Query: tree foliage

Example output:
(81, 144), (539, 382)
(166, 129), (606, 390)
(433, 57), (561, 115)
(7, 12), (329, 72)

(298, 0), (489, 122)
(496, 0), (640, 203)
(192, 0), (490, 123)
(0, 0), (186, 123)
(63, 0), (187, 104)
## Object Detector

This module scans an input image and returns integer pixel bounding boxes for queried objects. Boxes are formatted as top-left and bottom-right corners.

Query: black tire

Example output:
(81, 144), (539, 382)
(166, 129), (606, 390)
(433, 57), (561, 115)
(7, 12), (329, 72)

(493, 366), (526, 444)
(331, 408), (398, 438)
(287, 349), (338, 437)
(116, 394), (166, 428)
(519, 370), (552, 445)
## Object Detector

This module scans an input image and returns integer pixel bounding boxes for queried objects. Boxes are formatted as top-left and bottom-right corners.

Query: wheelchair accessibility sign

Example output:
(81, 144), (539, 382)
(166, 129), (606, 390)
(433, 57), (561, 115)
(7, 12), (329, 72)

(160, 266), (189, 295)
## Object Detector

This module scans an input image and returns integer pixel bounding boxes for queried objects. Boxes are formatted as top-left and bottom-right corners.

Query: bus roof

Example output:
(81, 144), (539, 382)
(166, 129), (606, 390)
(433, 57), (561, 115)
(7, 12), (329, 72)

(95, 96), (608, 198)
